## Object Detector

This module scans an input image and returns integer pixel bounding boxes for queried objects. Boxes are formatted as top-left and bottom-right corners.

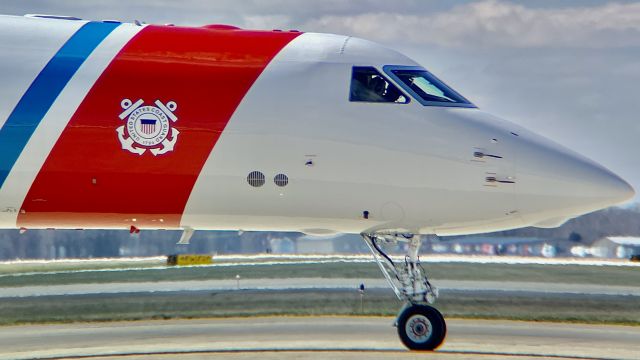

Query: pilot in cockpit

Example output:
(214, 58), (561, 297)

(350, 67), (404, 103)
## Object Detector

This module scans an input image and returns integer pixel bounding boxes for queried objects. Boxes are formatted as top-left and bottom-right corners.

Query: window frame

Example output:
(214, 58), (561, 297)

(383, 65), (476, 108)
(349, 66), (410, 105)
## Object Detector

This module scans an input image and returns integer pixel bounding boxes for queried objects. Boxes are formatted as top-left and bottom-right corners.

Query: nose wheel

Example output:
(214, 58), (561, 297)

(397, 304), (446, 350)
(362, 233), (446, 351)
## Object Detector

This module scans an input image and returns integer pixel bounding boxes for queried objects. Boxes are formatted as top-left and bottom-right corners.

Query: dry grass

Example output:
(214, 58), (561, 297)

(0, 262), (638, 287)
(0, 289), (637, 326)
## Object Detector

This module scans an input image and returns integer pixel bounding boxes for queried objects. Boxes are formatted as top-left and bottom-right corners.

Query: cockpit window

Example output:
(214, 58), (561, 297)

(383, 65), (475, 108)
(350, 67), (408, 104)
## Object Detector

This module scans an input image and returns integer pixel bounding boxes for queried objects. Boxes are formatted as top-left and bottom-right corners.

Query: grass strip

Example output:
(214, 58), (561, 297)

(0, 289), (638, 326)
(0, 262), (638, 287)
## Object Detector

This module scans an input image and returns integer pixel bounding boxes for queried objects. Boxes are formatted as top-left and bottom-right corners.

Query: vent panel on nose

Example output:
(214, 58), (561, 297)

(274, 174), (289, 187)
(247, 171), (266, 187)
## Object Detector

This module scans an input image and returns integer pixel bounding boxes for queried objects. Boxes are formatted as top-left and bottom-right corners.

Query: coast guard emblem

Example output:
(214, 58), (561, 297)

(116, 99), (180, 156)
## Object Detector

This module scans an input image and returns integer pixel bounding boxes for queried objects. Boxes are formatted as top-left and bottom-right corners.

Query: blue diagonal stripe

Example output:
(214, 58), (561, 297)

(0, 21), (120, 188)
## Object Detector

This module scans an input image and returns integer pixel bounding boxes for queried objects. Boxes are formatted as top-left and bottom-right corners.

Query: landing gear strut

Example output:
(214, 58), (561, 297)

(362, 233), (446, 350)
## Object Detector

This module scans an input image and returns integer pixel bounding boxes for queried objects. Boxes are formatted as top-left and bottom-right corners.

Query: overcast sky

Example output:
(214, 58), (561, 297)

(2, 1), (639, 203)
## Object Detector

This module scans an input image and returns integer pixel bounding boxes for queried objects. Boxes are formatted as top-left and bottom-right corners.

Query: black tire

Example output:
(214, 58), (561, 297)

(397, 304), (446, 351)
(431, 305), (447, 339)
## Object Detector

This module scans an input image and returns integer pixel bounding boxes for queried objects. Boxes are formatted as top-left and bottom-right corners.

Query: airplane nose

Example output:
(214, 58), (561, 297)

(587, 165), (635, 204)
(515, 133), (635, 222)
(600, 169), (635, 203)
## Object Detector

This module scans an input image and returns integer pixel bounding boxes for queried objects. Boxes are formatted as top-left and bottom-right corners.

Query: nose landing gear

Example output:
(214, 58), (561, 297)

(362, 233), (446, 351)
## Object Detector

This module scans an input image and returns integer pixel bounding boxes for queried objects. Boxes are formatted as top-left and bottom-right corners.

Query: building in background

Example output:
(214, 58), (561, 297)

(576, 236), (640, 258)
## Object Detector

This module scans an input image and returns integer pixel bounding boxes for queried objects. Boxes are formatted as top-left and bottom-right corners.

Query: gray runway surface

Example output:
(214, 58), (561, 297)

(3, 278), (640, 297)
(1, 317), (639, 360)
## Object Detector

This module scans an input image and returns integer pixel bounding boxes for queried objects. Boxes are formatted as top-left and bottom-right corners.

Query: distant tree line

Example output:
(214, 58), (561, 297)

(0, 229), (276, 260)
(491, 205), (640, 243)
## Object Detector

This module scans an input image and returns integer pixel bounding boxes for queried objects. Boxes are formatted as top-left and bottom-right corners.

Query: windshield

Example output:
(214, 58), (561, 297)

(384, 66), (475, 108)
(349, 67), (408, 104)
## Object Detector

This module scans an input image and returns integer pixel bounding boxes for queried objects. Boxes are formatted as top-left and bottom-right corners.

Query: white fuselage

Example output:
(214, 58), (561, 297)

(0, 16), (633, 236)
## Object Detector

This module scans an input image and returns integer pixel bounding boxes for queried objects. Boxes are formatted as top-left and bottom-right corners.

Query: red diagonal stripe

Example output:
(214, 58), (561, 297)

(19, 26), (300, 228)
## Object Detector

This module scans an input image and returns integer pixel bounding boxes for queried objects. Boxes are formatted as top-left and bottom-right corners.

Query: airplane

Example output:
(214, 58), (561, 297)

(0, 14), (634, 351)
